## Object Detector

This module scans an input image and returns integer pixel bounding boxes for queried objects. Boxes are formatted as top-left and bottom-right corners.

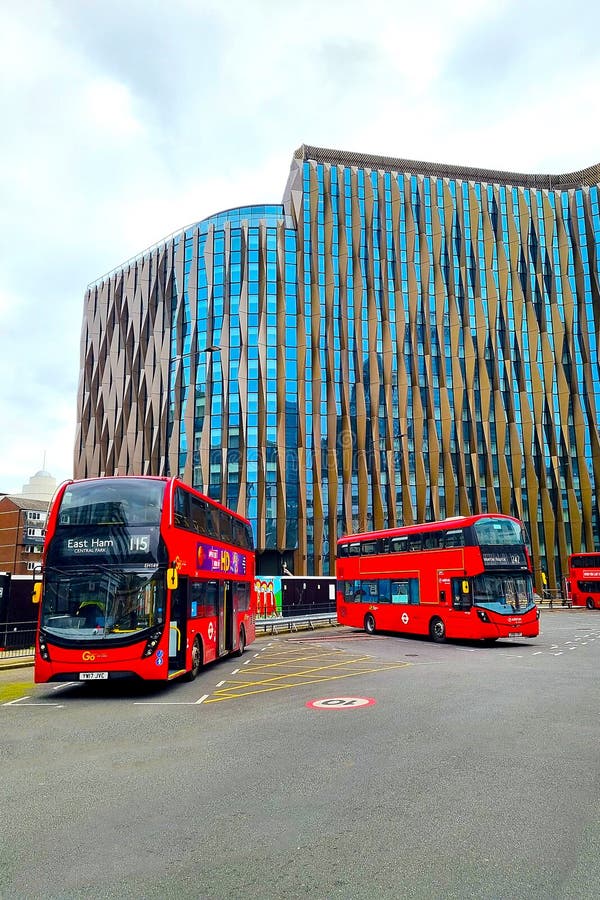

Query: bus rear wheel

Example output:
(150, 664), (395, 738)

(235, 627), (246, 657)
(586, 597), (596, 609)
(184, 636), (203, 681)
(364, 613), (376, 635)
(429, 617), (446, 643)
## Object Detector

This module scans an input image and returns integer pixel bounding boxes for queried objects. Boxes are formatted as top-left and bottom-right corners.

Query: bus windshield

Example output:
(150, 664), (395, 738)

(472, 574), (534, 612)
(40, 566), (166, 640)
(57, 478), (166, 527)
(472, 517), (524, 546)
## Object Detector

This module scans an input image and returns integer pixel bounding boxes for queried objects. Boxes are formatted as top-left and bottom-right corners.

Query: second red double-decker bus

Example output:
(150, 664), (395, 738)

(336, 514), (539, 642)
(566, 553), (600, 609)
(33, 476), (256, 683)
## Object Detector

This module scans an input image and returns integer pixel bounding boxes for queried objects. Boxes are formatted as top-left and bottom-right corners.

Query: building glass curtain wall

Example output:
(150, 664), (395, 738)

(75, 145), (600, 586)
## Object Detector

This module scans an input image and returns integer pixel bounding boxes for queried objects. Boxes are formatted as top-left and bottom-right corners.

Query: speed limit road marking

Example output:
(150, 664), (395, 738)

(306, 696), (376, 710)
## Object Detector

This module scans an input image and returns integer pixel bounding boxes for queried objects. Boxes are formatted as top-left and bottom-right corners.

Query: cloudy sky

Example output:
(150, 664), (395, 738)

(1, 0), (599, 495)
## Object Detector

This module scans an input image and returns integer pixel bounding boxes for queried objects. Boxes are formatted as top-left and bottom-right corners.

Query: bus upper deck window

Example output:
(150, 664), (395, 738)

(361, 541), (378, 555)
(444, 530), (464, 548)
(390, 537), (408, 554)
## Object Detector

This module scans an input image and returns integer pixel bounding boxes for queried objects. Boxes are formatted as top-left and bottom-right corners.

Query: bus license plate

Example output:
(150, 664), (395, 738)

(508, 632), (522, 638)
(79, 672), (108, 680)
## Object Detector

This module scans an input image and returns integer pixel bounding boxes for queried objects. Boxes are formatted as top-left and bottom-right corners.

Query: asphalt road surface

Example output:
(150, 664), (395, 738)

(1, 610), (599, 899)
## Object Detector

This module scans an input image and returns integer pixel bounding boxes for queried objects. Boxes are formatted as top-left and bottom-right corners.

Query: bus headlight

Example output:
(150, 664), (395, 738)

(142, 626), (164, 658)
(38, 632), (50, 661)
(476, 609), (490, 623)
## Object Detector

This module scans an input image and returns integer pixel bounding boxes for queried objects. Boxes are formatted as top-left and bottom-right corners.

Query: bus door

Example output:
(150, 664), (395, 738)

(169, 577), (188, 670)
(218, 581), (234, 656)
(451, 576), (472, 611)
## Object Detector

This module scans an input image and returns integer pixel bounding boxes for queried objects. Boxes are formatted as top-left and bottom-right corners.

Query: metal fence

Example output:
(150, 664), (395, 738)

(256, 611), (338, 634)
(0, 620), (36, 661)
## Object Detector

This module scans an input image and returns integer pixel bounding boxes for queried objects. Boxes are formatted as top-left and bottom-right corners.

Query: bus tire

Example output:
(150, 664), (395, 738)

(184, 636), (203, 681)
(364, 613), (376, 635)
(586, 597), (595, 609)
(235, 626), (246, 657)
(429, 617), (446, 643)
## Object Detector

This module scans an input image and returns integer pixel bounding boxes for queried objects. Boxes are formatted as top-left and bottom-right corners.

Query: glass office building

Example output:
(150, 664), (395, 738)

(75, 145), (600, 585)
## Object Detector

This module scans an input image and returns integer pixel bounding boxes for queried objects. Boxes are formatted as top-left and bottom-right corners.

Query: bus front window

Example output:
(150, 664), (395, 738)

(472, 574), (534, 613)
(473, 517), (525, 547)
(41, 568), (166, 640)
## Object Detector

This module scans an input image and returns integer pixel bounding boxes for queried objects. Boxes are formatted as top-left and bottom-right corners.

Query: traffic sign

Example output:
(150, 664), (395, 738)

(306, 696), (376, 710)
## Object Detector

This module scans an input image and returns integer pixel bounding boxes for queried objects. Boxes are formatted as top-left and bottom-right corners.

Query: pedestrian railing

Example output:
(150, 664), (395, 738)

(256, 611), (338, 634)
(0, 620), (37, 661)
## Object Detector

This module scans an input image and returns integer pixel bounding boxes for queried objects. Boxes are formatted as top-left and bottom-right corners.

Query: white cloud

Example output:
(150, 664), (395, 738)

(0, 0), (599, 494)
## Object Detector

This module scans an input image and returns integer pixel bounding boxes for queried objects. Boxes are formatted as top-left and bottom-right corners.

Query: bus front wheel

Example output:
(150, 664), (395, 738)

(586, 597), (596, 609)
(185, 636), (203, 681)
(429, 617), (446, 643)
(364, 613), (376, 635)
(235, 627), (246, 657)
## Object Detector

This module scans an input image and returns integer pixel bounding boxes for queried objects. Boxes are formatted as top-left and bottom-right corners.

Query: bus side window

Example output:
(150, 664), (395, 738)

(391, 578), (419, 604)
(343, 581), (355, 600)
(234, 582), (250, 611)
(361, 541), (379, 555)
(219, 510), (233, 544)
(174, 488), (191, 530)
(444, 530), (464, 548)
(390, 536), (408, 554)
(378, 579), (391, 603)
(407, 534), (422, 552)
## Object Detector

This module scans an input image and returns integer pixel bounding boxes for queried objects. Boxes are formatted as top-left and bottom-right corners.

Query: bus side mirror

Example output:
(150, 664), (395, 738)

(167, 567), (179, 590)
(32, 583), (42, 604)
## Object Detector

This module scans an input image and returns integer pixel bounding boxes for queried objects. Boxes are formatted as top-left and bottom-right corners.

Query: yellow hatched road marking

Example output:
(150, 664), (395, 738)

(203, 653), (410, 703)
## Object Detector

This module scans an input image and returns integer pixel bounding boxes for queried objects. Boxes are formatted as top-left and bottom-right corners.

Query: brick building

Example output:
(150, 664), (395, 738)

(0, 496), (49, 575)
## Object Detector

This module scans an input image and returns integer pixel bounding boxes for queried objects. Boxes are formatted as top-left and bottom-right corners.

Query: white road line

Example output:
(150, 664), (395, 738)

(3, 697), (64, 708)
(195, 694), (209, 704)
(554, 652), (563, 656)
(133, 701), (196, 706)
(231, 668), (240, 674)
(253, 653), (260, 658)
(243, 659), (251, 665)
(532, 651), (543, 655)
(216, 680), (225, 687)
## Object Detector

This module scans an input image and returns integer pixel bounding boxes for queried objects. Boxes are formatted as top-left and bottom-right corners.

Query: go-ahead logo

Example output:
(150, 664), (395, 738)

(82, 650), (108, 661)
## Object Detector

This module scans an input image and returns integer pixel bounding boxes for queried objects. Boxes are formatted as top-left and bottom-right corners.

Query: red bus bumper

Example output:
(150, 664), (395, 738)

(34, 638), (169, 683)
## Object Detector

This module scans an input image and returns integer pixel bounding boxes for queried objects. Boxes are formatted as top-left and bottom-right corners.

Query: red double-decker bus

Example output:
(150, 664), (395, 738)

(336, 514), (539, 642)
(33, 476), (256, 683)
(566, 553), (600, 609)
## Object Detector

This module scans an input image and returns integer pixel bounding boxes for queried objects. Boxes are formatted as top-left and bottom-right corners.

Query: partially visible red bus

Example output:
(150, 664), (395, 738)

(33, 476), (256, 683)
(336, 514), (539, 642)
(566, 553), (600, 609)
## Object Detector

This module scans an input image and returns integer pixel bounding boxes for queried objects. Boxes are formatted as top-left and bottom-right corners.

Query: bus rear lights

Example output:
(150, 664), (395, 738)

(476, 609), (491, 623)
(38, 633), (51, 661)
(142, 627), (164, 658)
